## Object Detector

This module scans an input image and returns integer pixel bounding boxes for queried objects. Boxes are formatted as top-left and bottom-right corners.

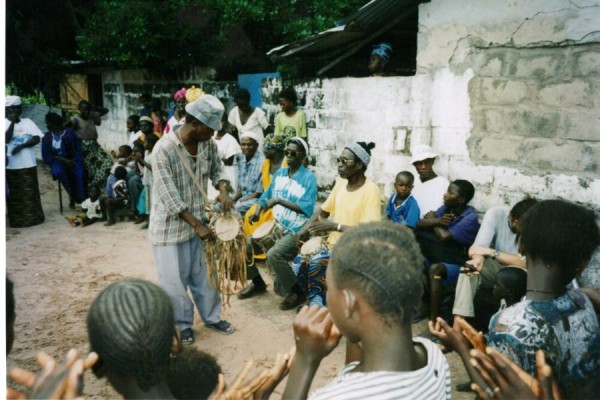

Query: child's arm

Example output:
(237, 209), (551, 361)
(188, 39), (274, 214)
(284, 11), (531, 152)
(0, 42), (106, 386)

(283, 306), (342, 400)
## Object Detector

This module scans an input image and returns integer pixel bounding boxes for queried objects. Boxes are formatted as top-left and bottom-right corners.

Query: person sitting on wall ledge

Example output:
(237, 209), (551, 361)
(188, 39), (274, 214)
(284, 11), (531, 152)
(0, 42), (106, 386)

(368, 42), (393, 76)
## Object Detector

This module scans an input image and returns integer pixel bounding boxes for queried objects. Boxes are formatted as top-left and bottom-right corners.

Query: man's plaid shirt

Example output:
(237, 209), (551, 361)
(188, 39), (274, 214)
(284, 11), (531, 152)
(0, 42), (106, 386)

(150, 133), (224, 245)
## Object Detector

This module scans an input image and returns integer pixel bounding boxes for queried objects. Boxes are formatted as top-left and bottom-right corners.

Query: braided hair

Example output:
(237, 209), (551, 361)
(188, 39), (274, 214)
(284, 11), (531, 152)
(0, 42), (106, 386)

(87, 279), (174, 391)
(330, 221), (425, 326)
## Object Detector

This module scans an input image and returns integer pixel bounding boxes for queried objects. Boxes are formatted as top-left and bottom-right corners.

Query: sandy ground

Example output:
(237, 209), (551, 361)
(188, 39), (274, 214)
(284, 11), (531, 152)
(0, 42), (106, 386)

(6, 164), (470, 399)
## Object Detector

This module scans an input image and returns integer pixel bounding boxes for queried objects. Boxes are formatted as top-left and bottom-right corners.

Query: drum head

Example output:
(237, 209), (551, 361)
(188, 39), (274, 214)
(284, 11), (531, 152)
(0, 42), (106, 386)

(252, 220), (275, 239)
(301, 236), (323, 255)
(214, 216), (240, 241)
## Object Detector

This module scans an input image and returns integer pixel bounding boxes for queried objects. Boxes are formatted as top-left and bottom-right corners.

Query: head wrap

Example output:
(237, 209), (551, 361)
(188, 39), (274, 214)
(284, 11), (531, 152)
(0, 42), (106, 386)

(240, 131), (259, 143)
(371, 43), (393, 62)
(264, 132), (292, 152)
(288, 137), (309, 156)
(185, 95), (224, 131)
(185, 86), (205, 103)
(139, 116), (153, 124)
(173, 88), (187, 100)
(5, 96), (22, 107)
(345, 142), (371, 167)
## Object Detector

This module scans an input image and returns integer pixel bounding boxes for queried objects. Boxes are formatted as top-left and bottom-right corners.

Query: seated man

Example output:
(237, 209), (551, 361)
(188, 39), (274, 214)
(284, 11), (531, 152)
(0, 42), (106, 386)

(416, 180), (480, 321)
(232, 131), (264, 216)
(238, 138), (317, 311)
(452, 197), (538, 331)
(410, 144), (449, 218)
(42, 112), (86, 208)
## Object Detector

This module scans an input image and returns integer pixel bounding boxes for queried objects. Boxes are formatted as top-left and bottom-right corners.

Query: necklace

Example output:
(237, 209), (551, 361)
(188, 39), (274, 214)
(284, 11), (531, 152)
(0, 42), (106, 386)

(526, 289), (558, 295)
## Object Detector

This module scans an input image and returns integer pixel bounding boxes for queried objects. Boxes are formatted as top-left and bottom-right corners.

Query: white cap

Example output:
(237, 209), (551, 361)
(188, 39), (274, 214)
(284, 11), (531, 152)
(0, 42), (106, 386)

(185, 94), (224, 131)
(410, 144), (438, 164)
(5, 96), (22, 107)
(240, 131), (259, 143)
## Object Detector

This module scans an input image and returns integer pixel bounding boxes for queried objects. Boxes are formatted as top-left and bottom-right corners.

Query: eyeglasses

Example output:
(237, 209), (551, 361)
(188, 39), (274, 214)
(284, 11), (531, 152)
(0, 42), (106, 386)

(285, 149), (303, 157)
(337, 157), (356, 166)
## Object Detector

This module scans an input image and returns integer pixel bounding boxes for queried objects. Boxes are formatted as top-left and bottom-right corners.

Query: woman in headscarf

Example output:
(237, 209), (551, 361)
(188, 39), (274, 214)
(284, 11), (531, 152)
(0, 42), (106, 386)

(5, 95), (45, 227)
(242, 132), (291, 258)
(164, 88), (187, 134)
(70, 100), (114, 192)
(295, 142), (382, 307)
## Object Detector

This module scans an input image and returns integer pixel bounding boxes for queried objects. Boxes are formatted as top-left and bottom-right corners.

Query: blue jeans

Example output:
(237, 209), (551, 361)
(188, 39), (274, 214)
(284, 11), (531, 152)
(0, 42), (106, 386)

(153, 237), (222, 331)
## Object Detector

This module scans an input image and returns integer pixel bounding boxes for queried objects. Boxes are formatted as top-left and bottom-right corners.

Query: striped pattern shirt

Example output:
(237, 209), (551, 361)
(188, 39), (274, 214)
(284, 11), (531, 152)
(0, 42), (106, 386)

(236, 150), (264, 196)
(150, 132), (224, 246)
(309, 337), (451, 400)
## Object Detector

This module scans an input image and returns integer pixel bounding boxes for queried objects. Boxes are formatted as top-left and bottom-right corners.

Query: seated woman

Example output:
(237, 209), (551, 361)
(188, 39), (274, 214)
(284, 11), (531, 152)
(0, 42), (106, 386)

(42, 112), (86, 208)
(294, 142), (382, 308)
(430, 199), (600, 394)
(87, 279), (177, 399)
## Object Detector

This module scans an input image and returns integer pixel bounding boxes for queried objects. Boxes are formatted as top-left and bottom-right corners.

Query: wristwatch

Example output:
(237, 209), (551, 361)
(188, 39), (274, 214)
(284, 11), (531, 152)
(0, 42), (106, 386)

(491, 249), (499, 259)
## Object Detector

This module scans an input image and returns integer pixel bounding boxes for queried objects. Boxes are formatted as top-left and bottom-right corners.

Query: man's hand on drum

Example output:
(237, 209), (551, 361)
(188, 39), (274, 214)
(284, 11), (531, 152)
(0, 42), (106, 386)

(194, 222), (215, 241)
(249, 205), (263, 224)
(308, 220), (336, 235)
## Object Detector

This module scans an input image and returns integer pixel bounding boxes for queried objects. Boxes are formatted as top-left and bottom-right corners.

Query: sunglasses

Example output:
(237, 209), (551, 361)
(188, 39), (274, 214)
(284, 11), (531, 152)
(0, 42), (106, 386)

(284, 149), (304, 157)
(337, 157), (356, 166)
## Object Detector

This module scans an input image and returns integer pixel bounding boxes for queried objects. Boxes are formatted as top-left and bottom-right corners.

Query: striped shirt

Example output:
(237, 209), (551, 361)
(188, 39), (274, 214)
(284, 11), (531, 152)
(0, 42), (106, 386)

(258, 165), (317, 233)
(150, 132), (224, 246)
(309, 337), (451, 400)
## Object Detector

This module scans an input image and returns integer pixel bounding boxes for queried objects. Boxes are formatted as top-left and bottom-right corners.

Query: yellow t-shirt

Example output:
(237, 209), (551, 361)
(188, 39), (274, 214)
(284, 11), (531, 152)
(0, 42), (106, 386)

(274, 110), (307, 138)
(321, 178), (382, 247)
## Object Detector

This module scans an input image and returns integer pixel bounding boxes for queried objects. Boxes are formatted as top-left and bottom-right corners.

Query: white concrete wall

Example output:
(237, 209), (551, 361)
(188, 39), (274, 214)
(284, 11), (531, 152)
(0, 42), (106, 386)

(262, 0), (600, 213)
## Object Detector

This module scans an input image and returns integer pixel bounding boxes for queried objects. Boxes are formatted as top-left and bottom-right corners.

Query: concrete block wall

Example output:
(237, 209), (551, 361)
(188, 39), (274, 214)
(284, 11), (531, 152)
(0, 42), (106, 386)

(96, 68), (236, 152)
(260, 0), (600, 213)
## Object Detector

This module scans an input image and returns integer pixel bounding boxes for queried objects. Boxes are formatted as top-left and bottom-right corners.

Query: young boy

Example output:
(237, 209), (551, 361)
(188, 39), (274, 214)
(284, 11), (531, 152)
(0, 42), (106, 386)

(101, 166), (129, 226)
(274, 87), (307, 139)
(386, 171), (420, 228)
(167, 348), (222, 399)
(416, 180), (480, 322)
(283, 222), (451, 399)
(77, 185), (103, 227)
(105, 145), (134, 197)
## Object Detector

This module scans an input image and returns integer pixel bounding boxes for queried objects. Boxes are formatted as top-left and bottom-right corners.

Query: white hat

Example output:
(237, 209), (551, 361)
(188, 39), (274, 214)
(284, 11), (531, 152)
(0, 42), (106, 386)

(185, 94), (224, 131)
(240, 131), (259, 143)
(410, 144), (438, 164)
(5, 96), (22, 107)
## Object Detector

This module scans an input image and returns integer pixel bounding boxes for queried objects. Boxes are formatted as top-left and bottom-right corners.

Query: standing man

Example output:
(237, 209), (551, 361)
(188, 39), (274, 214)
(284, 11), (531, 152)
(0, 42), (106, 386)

(410, 144), (449, 218)
(150, 95), (234, 345)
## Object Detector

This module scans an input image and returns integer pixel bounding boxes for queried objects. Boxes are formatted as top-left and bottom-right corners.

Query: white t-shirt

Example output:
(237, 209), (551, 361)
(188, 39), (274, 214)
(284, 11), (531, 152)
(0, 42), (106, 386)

(209, 133), (241, 199)
(5, 118), (44, 170)
(309, 337), (451, 400)
(128, 130), (143, 147)
(412, 175), (449, 218)
(81, 198), (102, 219)
(228, 107), (269, 148)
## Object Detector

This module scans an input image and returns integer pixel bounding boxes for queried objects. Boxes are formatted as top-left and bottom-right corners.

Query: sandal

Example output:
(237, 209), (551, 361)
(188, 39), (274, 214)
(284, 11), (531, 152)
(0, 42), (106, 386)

(206, 320), (235, 335)
(180, 328), (195, 346)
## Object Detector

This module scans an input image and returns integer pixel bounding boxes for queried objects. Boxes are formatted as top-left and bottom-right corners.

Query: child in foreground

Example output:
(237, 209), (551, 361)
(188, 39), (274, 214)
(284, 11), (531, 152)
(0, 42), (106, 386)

(386, 170), (420, 228)
(283, 221), (451, 399)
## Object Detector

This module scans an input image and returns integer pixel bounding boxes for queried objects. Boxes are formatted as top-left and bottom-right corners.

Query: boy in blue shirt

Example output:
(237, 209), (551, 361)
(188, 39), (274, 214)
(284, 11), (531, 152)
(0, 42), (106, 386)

(386, 171), (420, 228)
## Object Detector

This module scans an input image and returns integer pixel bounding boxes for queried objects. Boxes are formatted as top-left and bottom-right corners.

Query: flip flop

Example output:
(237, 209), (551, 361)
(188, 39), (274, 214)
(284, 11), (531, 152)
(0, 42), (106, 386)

(206, 320), (235, 335)
(180, 328), (194, 346)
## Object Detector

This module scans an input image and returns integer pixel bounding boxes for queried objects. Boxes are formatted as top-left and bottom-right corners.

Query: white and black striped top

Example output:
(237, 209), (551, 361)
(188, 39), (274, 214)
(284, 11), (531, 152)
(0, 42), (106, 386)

(309, 337), (451, 400)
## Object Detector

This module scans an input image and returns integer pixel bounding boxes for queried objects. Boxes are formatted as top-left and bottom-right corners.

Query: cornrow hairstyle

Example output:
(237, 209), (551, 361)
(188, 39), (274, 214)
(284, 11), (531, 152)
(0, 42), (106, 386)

(452, 179), (475, 204)
(330, 221), (425, 326)
(87, 279), (175, 391)
(167, 348), (222, 399)
(519, 200), (599, 283)
(510, 197), (538, 220)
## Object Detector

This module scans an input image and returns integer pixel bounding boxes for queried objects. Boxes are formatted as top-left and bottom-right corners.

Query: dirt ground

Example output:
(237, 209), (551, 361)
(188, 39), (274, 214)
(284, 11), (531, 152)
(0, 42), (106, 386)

(6, 164), (470, 399)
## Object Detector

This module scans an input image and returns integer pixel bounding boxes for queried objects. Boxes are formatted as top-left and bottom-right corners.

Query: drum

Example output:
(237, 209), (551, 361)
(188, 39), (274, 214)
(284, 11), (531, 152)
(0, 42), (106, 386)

(214, 215), (240, 241)
(300, 236), (329, 260)
(252, 220), (285, 254)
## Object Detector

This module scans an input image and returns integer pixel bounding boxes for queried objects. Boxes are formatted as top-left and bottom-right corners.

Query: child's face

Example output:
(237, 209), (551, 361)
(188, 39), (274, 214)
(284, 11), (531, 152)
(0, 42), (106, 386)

(394, 176), (413, 199)
(89, 188), (100, 201)
(278, 98), (294, 114)
(442, 183), (463, 208)
(126, 119), (136, 132)
(118, 148), (129, 158)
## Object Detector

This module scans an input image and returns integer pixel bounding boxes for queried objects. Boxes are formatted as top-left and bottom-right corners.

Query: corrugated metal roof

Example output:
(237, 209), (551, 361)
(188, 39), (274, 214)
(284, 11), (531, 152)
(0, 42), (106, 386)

(267, 0), (426, 74)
